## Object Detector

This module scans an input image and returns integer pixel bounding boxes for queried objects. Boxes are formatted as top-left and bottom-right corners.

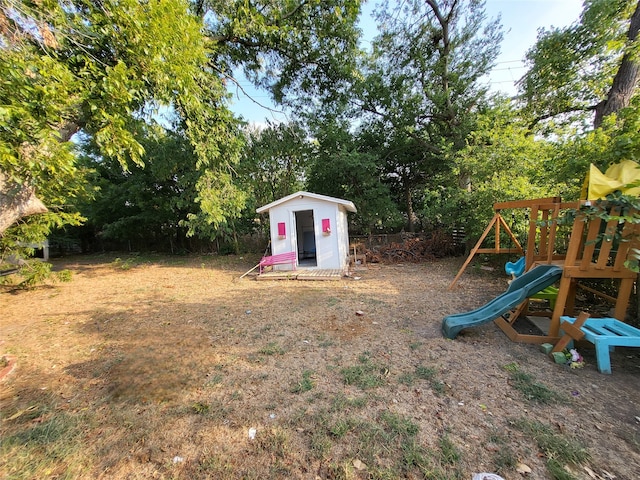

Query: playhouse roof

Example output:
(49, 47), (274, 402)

(256, 191), (357, 214)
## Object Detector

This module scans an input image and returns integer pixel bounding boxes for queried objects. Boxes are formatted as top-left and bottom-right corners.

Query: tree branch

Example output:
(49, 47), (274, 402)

(528, 104), (598, 129)
(211, 64), (287, 119)
(0, 172), (48, 235)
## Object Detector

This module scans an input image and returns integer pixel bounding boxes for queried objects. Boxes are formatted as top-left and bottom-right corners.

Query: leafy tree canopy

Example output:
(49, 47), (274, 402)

(306, 119), (404, 234)
(520, 0), (640, 129)
(200, 0), (364, 113)
(0, 0), (365, 256)
(348, 0), (502, 231)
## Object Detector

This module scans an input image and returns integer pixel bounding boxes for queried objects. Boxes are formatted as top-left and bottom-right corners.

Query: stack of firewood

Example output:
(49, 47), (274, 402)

(367, 230), (461, 263)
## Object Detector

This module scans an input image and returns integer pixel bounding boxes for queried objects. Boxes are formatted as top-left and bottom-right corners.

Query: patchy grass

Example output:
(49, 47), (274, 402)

(414, 364), (446, 394)
(340, 351), (388, 389)
(486, 430), (518, 474)
(503, 362), (565, 404)
(1, 254), (637, 479)
(0, 410), (87, 479)
(259, 342), (286, 356)
(290, 370), (314, 393)
(512, 418), (590, 479)
(296, 407), (464, 479)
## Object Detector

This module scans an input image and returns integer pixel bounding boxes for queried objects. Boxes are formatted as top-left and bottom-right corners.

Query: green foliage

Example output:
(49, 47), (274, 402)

(520, 0), (638, 129)
(563, 193), (640, 271)
(0, 0), (245, 263)
(3, 0), (636, 266)
(0, 261), (72, 289)
(236, 122), (307, 233)
(2, 0), (368, 263)
(0, 42), (90, 248)
(425, 98), (555, 239)
(75, 125), (198, 250)
(547, 103), (640, 199)
(306, 120), (403, 234)
(350, 0), (503, 231)
(203, 0), (364, 113)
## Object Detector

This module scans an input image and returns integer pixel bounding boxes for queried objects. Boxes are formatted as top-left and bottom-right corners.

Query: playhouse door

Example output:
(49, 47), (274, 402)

(295, 210), (317, 267)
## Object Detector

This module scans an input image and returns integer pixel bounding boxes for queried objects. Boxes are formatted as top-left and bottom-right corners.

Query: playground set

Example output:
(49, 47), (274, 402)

(442, 162), (640, 373)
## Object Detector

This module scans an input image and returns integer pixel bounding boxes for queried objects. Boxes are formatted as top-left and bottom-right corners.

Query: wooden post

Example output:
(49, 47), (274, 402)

(449, 213), (502, 289)
(552, 311), (589, 353)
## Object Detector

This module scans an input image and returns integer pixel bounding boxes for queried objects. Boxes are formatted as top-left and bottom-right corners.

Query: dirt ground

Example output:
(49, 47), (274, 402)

(1, 254), (639, 479)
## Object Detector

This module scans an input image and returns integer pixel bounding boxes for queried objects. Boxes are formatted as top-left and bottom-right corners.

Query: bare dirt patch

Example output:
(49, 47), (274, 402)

(1, 254), (639, 479)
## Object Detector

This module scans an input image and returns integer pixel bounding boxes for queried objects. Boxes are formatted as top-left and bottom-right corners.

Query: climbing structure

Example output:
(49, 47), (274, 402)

(495, 200), (640, 343)
(448, 197), (561, 289)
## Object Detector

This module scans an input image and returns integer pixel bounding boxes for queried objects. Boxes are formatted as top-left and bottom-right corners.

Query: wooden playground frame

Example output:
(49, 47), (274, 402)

(450, 197), (640, 344)
(448, 197), (561, 289)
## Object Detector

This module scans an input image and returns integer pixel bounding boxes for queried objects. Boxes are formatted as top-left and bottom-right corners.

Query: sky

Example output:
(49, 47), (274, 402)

(227, 0), (584, 125)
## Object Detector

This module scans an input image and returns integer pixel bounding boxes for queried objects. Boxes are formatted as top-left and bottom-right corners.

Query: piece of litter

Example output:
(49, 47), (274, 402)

(355, 310), (365, 316)
(248, 427), (257, 439)
(472, 474), (505, 480)
(353, 277), (361, 280)
(245, 310), (252, 315)
(458, 401), (464, 406)
(269, 413), (276, 419)
(635, 416), (640, 423)
(516, 463), (532, 474)
(172, 456), (184, 464)
(352, 459), (367, 470)
(584, 466), (597, 479)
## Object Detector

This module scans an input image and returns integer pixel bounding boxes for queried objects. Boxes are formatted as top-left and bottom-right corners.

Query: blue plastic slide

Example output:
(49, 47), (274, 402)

(442, 264), (563, 339)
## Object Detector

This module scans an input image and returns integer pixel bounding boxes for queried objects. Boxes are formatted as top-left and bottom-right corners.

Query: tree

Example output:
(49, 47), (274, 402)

(0, 0), (236, 242)
(305, 119), (403, 234)
(595, 0), (640, 127)
(0, 173), (48, 234)
(442, 97), (557, 238)
(76, 123), (206, 253)
(196, 0), (364, 117)
(0, 0), (365, 255)
(353, 0), (502, 231)
(520, 0), (640, 129)
(236, 122), (308, 210)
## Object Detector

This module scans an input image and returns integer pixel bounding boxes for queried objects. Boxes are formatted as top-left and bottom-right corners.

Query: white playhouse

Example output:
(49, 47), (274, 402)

(256, 191), (357, 271)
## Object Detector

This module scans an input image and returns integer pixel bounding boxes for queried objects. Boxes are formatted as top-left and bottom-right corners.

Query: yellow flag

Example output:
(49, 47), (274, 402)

(582, 160), (640, 200)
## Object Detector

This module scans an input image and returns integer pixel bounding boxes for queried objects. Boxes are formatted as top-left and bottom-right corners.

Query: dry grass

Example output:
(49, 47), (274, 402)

(1, 254), (639, 479)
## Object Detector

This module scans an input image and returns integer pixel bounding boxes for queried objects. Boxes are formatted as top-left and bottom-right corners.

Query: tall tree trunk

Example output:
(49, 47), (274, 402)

(406, 187), (416, 233)
(0, 172), (48, 235)
(594, 0), (640, 128)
